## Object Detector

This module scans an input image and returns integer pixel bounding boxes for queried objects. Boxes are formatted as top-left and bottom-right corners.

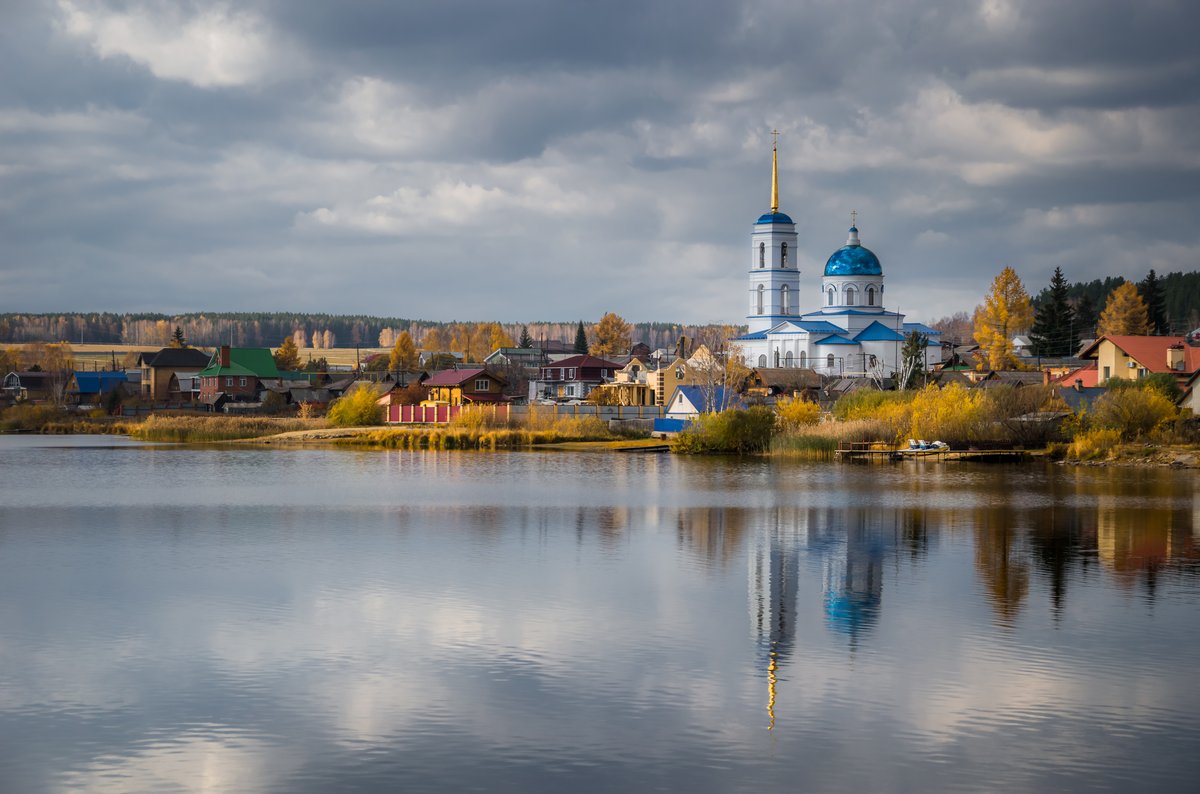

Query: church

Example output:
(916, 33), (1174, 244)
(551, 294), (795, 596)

(733, 143), (941, 377)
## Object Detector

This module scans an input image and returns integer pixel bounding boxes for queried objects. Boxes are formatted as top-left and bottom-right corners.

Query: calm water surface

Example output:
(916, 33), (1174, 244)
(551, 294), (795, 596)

(1, 436), (1198, 793)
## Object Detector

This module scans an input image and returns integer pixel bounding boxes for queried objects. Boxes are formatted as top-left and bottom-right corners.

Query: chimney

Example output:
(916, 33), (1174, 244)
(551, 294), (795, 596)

(220, 345), (231, 368)
(1167, 343), (1185, 371)
(1074, 379), (1083, 392)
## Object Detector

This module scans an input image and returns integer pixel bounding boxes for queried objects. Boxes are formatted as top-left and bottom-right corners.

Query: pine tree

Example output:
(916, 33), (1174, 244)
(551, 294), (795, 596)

(573, 321), (589, 355)
(1097, 282), (1150, 336)
(518, 326), (533, 348)
(1139, 269), (1168, 334)
(1030, 267), (1077, 357)
(590, 312), (631, 357)
(170, 326), (186, 348)
(972, 266), (1033, 370)
(388, 331), (419, 372)
(898, 331), (928, 389)
(273, 336), (302, 371)
(1074, 293), (1098, 340)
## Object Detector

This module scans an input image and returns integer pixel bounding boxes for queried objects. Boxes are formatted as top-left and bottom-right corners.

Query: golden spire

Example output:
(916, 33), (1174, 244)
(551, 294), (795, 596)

(770, 129), (780, 213)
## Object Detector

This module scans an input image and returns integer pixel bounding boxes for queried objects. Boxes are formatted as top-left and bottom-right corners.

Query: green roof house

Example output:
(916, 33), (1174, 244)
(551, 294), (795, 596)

(198, 345), (280, 408)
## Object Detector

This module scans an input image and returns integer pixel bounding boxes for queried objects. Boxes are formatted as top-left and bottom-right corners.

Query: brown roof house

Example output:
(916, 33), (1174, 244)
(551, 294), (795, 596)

(421, 367), (508, 406)
(137, 347), (213, 402)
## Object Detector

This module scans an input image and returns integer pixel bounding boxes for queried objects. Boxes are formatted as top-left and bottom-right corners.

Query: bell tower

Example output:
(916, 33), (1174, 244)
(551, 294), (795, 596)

(747, 132), (801, 333)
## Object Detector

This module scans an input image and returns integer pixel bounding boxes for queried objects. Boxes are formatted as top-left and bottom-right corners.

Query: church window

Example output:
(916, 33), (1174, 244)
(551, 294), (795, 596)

(845, 286), (856, 306)
(774, 349), (780, 367)
(757, 284), (764, 314)
(781, 284), (790, 315)
(799, 351), (807, 367)
(759, 242), (765, 268)
(781, 242), (788, 267)
(867, 286), (876, 306)
(827, 287), (835, 306)
(785, 351), (794, 368)
(758, 355), (767, 367)
(826, 353), (835, 369)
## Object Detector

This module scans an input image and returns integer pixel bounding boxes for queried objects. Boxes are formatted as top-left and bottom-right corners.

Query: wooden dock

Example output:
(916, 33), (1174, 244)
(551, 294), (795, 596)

(835, 443), (1027, 463)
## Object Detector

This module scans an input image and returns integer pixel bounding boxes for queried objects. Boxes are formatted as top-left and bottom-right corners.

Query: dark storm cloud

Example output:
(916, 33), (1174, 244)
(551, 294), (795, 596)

(1, 0), (1198, 322)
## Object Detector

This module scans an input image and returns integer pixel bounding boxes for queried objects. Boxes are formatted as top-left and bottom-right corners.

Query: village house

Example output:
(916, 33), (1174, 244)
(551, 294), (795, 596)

(529, 354), (621, 402)
(67, 371), (129, 405)
(1079, 335), (1200, 386)
(136, 347), (212, 402)
(589, 356), (657, 406)
(197, 346), (280, 409)
(421, 367), (508, 406)
(2, 371), (63, 403)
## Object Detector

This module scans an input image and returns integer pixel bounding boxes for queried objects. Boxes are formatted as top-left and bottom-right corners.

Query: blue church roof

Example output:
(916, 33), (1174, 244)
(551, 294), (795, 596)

(824, 242), (882, 277)
(755, 211), (794, 225)
(901, 322), (942, 337)
(814, 334), (858, 346)
(854, 321), (906, 342)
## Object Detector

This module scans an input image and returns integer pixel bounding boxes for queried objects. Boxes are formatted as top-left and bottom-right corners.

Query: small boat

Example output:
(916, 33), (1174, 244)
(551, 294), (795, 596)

(900, 439), (949, 456)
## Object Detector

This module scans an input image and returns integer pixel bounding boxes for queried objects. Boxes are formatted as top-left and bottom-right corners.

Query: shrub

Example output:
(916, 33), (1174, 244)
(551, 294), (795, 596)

(327, 384), (384, 427)
(833, 389), (912, 421)
(671, 406), (775, 455)
(1067, 427), (1122, 460)
(775, 397), (821, 432)
(1090, 388), (1177, 440)
(0, 404), (61, 431)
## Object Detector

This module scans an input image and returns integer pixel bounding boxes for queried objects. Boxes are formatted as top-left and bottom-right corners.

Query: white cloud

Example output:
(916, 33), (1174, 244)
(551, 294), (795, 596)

(58, 1), (292, 88)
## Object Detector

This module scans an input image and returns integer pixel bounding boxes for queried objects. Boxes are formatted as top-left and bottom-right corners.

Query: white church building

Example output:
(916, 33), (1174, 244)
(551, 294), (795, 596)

(734, 145), (942, 378)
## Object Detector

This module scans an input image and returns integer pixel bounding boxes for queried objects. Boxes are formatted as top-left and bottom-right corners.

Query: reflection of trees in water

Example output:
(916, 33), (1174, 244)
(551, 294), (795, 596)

(973, 508), (1030, 626)
(675, 506), (750, 569)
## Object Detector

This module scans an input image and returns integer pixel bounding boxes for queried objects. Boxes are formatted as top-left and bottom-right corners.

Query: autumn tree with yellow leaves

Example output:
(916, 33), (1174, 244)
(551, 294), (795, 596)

(388, 331), (419, 371)
(273, 336), (302, 370)
(973, 267), (1033, 370)
(589, 312), (632, 357)
(1097, 281), (1150, 336)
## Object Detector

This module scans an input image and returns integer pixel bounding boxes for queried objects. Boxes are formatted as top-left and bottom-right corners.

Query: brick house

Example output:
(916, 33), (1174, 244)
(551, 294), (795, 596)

(197, 346), (280, 406)
(530, 354), (622, 402)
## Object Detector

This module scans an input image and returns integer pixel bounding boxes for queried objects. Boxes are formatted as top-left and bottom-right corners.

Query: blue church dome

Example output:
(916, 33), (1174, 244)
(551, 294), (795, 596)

(755, 211), (794, 225)
(823, 226), (882, 276)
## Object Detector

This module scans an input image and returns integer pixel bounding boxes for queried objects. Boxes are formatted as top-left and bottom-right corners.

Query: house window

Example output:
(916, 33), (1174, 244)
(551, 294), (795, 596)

(759, 242), (765, 268)
(239, 377), (246, 387)
(781, 284), (790, 315)
(828, 287), (835, 306)
(758, 355), (767, 367)
(1103, 366), (1111, 380)
(226, 377), (233, 386)
(567, 368), (576, 379)
(474, 379), (490, 391)
(867, 286), (876, 306)
(845, 286), (856, 306)
(757, 284), (764, 314)
(781, 242), (788, 267)
(567, 385), (576, 396)
(827, 354), (835, 369)
(785, 351), (794, 367)
(675, 366), (685, 379)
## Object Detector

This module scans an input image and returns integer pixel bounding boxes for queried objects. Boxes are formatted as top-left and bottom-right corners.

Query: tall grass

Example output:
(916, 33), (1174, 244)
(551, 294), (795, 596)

(340, 416), (613, 450)
(131, 415), (328, 442)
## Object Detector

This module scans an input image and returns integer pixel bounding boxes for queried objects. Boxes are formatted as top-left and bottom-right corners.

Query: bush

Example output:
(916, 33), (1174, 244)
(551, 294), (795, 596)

(131, 415), (325, 442)
(1090, 388), (1177, 440)
(671, 406), (775, 455)
(0, 404), (61, 431)
(327, 384), (385, 427)
(775, 397), (821, 432)
(1068, 427), (1122, 460)
(1102, 373), (1183, 403)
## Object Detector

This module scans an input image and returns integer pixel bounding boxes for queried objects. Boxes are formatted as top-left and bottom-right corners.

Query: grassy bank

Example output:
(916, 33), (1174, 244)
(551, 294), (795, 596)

(129, 415), (329, 442)
(335, 418), (615, 450)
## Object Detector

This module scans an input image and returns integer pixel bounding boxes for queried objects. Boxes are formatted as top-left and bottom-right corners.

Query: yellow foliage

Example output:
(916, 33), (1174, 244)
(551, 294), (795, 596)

(1067, 427), (1122, 460)
(1097, 282), (1150, 336)
(972, 266), (1032, 370)
(328, 383), (385, 427)
(590, 312), (632, 357)
(775, 397), (821, 432)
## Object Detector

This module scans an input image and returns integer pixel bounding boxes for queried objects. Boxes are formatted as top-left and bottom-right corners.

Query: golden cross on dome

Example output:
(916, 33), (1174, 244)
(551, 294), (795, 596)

(850, 209), (858, 227)
(771, 128), (780, 148)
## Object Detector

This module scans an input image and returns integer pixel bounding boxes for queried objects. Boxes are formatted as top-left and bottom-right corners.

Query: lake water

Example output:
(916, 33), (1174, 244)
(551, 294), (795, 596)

(1, 436), (1198, 793)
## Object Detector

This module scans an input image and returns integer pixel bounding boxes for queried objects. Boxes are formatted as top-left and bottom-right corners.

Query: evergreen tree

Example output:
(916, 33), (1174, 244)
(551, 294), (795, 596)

(169, 326), (187, 348)
(518, 325), (533, 348)
(573, 321), (589, 354)
(1139, 269), (1168, 334)
(898, 331), (928, 389)
(1074, 293), (1098, 340)
(1029, 267), (1077, 357)
(1097, 282), (1150, 336)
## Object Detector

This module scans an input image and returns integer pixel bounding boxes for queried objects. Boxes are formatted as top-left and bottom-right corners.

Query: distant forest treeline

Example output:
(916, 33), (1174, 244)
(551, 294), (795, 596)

(0, 312), (733, 353)
(1039, 271), (1200, 334)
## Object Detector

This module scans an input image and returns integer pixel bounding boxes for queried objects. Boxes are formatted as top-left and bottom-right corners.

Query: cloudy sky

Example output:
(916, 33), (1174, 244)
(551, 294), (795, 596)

(2, 0), (1197, 325)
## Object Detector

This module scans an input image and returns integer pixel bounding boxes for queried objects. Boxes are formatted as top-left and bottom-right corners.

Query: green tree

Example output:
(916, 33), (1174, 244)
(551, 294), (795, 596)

(518, 326), (533, 348)
(973, 266), (1033, 370)
(589, 312), (631, 357)
(1073, 293), (1098, 341)
(573, 321), (589, 355)
(273, 336), (302, 371)
(1030, 267), (1077, 356)
(170, 326), (187, 348)
(898, 331), (928, 389)
(328, 383), (384, 427)
(1097, 282), (1150, 336)
(1139, 269), (1168, 334)
(388, 331), (419, 371)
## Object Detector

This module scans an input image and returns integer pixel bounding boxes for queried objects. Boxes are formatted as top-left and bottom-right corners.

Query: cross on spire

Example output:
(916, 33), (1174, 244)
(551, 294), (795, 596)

(770, 130), (780, 213)
(850, 209), (857, 227)
(771, 128), (780, 149)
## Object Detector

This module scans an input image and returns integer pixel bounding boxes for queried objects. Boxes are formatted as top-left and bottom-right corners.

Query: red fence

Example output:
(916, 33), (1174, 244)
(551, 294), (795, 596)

(387, 403), (513, 424)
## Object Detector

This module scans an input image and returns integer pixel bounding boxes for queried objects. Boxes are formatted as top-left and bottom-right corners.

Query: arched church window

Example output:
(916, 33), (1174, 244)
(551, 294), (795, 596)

(799, 351), (807, 367)
(774, 349), (780, 367)
(759, 242), (765, 268)
(781, 285), (790, 315)
(845, 286), (856, 306)
(867, 286), (876, 306)
(784, 351), (793, 368)
(781, 243), (788, 267)
(756, 284), (764, 314)
(827, 287), (835, 306)
(827, 353), (835, 370)
(758, 355), (767, 367)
